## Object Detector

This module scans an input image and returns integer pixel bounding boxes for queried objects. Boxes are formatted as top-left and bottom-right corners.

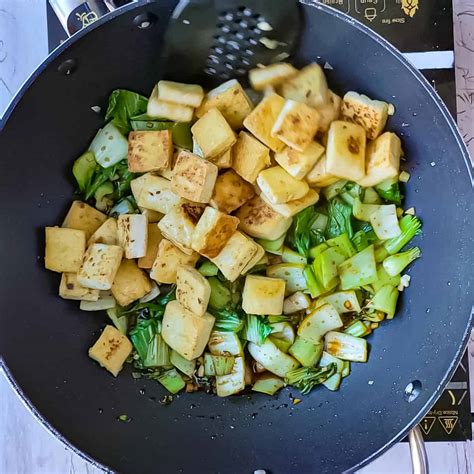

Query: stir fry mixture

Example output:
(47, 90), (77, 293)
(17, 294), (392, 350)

(43, 62), (421, 397)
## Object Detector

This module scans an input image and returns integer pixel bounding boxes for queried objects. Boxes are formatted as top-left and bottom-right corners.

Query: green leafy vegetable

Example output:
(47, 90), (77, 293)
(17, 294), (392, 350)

(204, 353), (235, 376)
(198, 261), (219, 277)
(210, 308), (244, 333)
(370, 285), (399, 319)
(338, 245), (378, 290)
(285, 364), (337, 395)
(157, 368), (186, 394)
(242, 315), (273, 344)
(105, 89), (148, 135)
(89, 123), (129, 168)
(375, 177), (402, 205)
(326, 233), (356, 258)
(287, 207), (326, 257)
(325, 198), (353, 239)
(383, 215), (422, 255)
(382, 247), (421, 276)
(208, 276), (232, 310)
(72, 151), (97, 193)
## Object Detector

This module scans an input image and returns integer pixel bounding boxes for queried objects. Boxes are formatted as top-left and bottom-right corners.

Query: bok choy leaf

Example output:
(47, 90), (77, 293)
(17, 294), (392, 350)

(105, 89), (148, 135)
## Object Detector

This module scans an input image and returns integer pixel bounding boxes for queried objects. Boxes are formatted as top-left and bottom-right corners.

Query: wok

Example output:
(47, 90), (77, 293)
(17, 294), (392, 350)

(0, 1), (473, 472)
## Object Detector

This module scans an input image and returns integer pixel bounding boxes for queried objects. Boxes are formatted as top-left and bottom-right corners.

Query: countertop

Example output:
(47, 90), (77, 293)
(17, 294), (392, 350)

(0, 0), (473, 473)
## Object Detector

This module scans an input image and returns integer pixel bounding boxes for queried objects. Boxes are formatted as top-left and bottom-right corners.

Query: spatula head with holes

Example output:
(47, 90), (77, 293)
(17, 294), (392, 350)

(162, 0), (301, 87)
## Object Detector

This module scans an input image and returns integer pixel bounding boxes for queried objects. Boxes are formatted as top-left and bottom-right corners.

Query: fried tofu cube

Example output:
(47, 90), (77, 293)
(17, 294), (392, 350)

(232, 131), (271, 183)
(241, 241), (266, 274)
(243, 93), (286, 152)
(341, 91), (389, 140)
(157, 80), (204, 107)
(210, 170), (255, 214)
(117, 214), (148, 259)
(62, 201), (107, 240)
(305, 153), (339, 187)
(271, 100), (320, 152)
(111, 259), (153, 307)
(156, 148), (179, 180)
(171, 151), (218, 203)
(88, 325), (132, 376)
(59, 273), (100, 301)
(358, 132), (402, 187)
(249, 62), (298, 91)
(150, 239), (199, 284)
(274, 141), (325, 180)
(196, 79), (254, 129)
(88, 218), (118, 246)
(242, 275), (285, 315)
(326, 121), (366, 181)
(257, 166), (309, 204)
(210, 147), (233, 169)
(45, 227), (86, 273)
(210, 231), (258, 282)
(315, 90), (341, 133)
(138, 224), (163, 269)
(176, 265), (211, 316)
(191, 207), (239, 258)
(191, 108), (237, 159)
(147, 84), (194, 122)
(260, 189), (320, 218)
(236, 196), (292, 240)
(130, 173), (151, 201)
(162, 300), (215, 360)
(280, 63), (329, 108)
(140, 208), (163, 223)
(136, 174), (180, 214)
(77, 244), (123, 290)
(158, 200), (205, 254)
(128, 130), (173, 173)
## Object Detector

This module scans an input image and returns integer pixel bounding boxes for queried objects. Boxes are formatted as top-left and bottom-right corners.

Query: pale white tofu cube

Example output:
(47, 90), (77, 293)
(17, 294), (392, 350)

(210, 231), (258, 282)
(358, 132), (402, 187)
(128, 130), (173, 173)
(232, 131), (271, 183)
(236, 196), (292, 240)
(62, 201), (107, 240)
(211, 147), (233, 169)
(210, 170), (255, 214)
(326, 121), (366, 181)
(249, 63), (298, 91)
(305, 153), (339, 187)
(59, 273), (100, 301)
(88, 218), (118, 246)
(191, 108), (237, 159)
(45, 227), (86, 273)
(117, 214), (148, 259)
(274, 141), (325, 179)
(77, 244), (123, 290)
(88, 325), (132, 377)
(158, 200), (205, 254)
(260, 189), (320, 218)
(157, 80), (204, 107)
(241, 241), (266, 274)
(315, 90), (341, 133)
(111, 259), (153, 307)
(171, 150), (218, 203)
(176, 265), (211, 316)
(162, 300), (215, 360)
(130, 173), (151, 201)
(242, 275), (286, 315)
(243, 93), (286, 152)
(257, 166), (309, 204)
(150, 239), (199, 284)
(136, 174), (180, 214)
(271, 100), (320, 152)
(341, 91), (389, 140)
(147, 84), (194, 122)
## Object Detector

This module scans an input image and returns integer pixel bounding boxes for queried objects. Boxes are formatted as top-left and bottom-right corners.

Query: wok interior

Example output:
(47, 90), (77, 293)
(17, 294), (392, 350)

(0, 1), (472, 472)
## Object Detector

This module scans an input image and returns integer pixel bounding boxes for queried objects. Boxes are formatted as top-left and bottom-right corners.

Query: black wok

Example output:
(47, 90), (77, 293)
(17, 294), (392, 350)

(0, 1), (473, 472)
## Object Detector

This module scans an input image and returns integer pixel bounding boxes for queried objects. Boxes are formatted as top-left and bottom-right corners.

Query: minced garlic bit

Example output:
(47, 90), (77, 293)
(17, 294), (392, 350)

(257, 21), (273, 32)
(388, 103), (396, 115)
(259, 37), (279, 50)
(399, 170), (411, 183)
(405, 207), (416, 216)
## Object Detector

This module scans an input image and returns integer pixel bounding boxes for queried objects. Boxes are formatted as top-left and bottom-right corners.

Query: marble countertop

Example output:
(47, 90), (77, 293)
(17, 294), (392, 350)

(1, 1), (473, 473)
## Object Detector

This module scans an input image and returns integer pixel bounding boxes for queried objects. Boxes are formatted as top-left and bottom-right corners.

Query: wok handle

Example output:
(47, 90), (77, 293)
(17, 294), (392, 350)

(408, 426), (429, 474)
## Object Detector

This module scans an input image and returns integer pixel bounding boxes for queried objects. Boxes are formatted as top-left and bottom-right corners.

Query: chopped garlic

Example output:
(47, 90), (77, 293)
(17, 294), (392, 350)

(405, 207), (416, 216)
(399, 170), (411, 183)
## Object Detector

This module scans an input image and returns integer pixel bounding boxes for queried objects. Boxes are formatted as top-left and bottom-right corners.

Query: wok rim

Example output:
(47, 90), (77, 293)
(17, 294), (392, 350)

(0, 0), (472, 472)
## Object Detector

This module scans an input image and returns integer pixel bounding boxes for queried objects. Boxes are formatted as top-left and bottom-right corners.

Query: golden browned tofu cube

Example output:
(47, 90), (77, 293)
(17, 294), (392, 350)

(138, 224), (163, 269)
(241, 240), (266, 274)
(191, 207), (239, 258)
(305, 153), (339, 187)
(158, 200), (205, 254)
(157, 80), (204, 107)
(271, 100), (320, 152)
(111, 259), (153, 307)
(196, 79), (254, 129)
(62, 201), (107, 240)
(243, 93), (286, 152)
(176, 265), (211, 316)
(236, 196), (292, 240)
(77, 244), (123, 290)
(232, 131), (271, 183)
(136, 174), (180, 214)
(45, 227), (86, 273)
(326, 121), (366, 181)
(341, 91), (389, 140)
(88, 325), (133, 377)
(280, 63), (329, 108)
(147, 84), (194, 122)
(88, 218), (118, 246)
(249, 63), (298, 91)
(191, 108), (237, 159)
(257, 166), (309, 204)
(315, 90), (341, 133)
(117, 214), (148, 259)
(210, 170), (255, 213)
(358, 132), (402, 187)
(150, 239), (199, 284)
(260, 189), (320, 218)
(128, 130), (173, 173)
(242, 275), (286, 315)
(274, 141), (325, 180)
(59, 273), (100, 301)
(210, 147), (233, 169)
(162, 300), (215, 360)
(171, 150), (218, 203)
